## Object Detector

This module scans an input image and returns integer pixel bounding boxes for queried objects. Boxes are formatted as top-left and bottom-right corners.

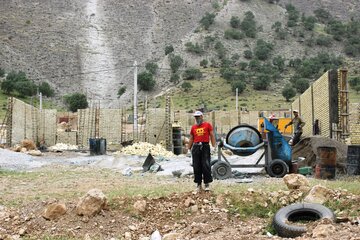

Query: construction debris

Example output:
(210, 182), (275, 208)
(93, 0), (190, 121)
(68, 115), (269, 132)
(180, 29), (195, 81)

(117, 142), (174, 157)
(48, 143), (78, 152)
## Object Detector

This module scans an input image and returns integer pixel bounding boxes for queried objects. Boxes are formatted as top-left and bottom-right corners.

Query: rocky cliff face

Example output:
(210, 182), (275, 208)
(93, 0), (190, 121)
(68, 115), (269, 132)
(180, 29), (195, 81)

(0, 0), (358, 108)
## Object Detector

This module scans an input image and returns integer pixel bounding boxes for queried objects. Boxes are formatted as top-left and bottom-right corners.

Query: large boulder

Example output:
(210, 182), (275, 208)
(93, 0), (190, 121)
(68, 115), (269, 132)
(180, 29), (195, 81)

(76, 189), (107, 216)
(42, 203), (67, 220)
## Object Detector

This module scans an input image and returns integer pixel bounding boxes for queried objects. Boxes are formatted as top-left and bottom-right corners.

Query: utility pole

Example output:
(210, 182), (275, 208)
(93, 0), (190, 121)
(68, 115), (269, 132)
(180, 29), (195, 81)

(133, 61), (138, 141)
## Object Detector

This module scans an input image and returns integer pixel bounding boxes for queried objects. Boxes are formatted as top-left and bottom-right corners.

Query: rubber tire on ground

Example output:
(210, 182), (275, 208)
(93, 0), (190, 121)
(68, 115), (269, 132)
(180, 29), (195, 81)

(212, 161), (232, 180)
(273, 203), (336, 238)
(267, 159), (289, 178)
(210, 159), (219, 166)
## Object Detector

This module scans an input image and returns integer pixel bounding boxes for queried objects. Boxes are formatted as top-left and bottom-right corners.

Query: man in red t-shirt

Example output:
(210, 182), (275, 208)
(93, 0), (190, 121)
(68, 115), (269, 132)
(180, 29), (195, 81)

(188, 111), (216, 192)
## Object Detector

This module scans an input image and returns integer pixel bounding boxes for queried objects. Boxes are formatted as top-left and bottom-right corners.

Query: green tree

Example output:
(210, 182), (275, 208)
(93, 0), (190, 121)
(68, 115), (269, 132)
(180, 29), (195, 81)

(286, 4), (299, 27)
(145, 62), (158, 75)
(170, 55), (184, 73)
(200, 59), (208, 68)
(314, 8), (332, 24)
(1, 71), (36, 96)
(138, 71), (155, 91)
(185, 42), (204, 54)
(272, 21), (282, 32)
(182, 68), (202, 80)
(254, 39), (273, 60)
(282, 84), (296, 101)
(239, 62), (248, 70)
(240, 11), (257, 38)
(253, 74), (271, 90)
(117, 86), (126, 98)
(0, 68), (4, 77)
(224, 29), (244, 40)
(170, 73), (180, 84)
(38, 82), (55, 97)
(230, 16), (241, 28)
(244, 49), (252, 59)
(272, 55), (285, 71)
(316, 35), (332, 47)
(165, 45), (174, 55)
(200, 12), (216, 30)
(293, 78), (309, 93)
(64, 93), (88, 112)
(214, 41), (227, 60)
(231, 80), (246, 93)
(349, 77), (360, 88)
(303, 16), (316, 31)
(181, 82), (192, 92)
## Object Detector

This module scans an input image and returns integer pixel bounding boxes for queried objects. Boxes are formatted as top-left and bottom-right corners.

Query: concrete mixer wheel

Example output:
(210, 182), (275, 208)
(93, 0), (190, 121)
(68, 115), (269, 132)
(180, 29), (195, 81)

(212, 161), (232, 180)
(267, 159), (289, 178)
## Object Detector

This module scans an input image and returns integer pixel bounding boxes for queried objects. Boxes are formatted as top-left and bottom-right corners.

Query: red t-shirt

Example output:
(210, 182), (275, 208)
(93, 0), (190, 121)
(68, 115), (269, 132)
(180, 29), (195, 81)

(190, 122), (213, 143)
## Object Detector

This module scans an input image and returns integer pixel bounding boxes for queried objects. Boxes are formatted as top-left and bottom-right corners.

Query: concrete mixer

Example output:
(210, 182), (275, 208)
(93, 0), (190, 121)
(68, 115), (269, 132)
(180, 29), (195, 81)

(212, 118), (292, 179)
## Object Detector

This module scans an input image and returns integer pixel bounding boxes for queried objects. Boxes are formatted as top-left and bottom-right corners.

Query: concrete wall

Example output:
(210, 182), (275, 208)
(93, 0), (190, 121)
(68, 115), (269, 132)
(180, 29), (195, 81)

(349, 103), (360, 144)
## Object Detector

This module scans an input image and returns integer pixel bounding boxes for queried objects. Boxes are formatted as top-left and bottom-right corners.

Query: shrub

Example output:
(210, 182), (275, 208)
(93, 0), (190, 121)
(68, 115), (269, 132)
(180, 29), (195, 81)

(1, 71), (36, 96)
(344, 36), (360, 57)
(254, 39), (273, 60)
(145, 62), (158, 75)
(230, 16), (241, 28)
(0, 68), (4, 77)
(170, 73), (180, 84)
(253, 74), (271, 90)
(314, 8), (332, 24)
(282, 84), (296, 101)
(231, 80), (246, 93)
(64, 93), (88, 112)
(286, 4), (299, 27)
(214, 41), (227, 60)
(325, 20), (346, 41)
(349, 77), (360, 88)
(239, 62), (248, 70)
(224, 29), (244, 40)
(316, 35), (332, 47)
(244, 49), (252, 59)
(138, 71), (156, 91)
(200, 12), (216, 30)
(165, 45), (174, 55)
(117, 86), (126, 98)
(181, 82), (193, 92)
(185, 42), (204, 54)
(200, 59), (208, 68)
(38, 82), (55, 97)
(182, 68), (202, 80)
(293, 78), (309, 93)
(170, 55), (184, 73)
(272, 21), (282, 32)
(272, 55), (285, 71)
(303, 16), (316, 31)
(240, 11), (257, 38)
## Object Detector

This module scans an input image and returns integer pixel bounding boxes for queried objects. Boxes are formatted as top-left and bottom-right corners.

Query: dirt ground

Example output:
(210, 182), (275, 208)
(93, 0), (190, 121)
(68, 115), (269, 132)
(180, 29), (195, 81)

(1, 150), (360, 240)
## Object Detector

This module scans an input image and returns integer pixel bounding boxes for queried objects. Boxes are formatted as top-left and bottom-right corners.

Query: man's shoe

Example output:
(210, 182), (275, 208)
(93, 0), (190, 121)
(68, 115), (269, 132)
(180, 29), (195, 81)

(196, 184), (202, 193)
(204, 183), (210, 192)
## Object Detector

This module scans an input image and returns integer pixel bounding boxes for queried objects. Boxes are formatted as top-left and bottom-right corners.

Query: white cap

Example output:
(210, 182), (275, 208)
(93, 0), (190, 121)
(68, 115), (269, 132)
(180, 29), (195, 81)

(293, 109), (299, 113)
(193, 111), (203, 117)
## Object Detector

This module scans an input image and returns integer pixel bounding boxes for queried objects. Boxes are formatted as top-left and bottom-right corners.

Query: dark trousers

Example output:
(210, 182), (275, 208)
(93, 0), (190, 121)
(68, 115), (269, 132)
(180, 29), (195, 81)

(192, 144), (213, 185)
(292, 132), (302, 146)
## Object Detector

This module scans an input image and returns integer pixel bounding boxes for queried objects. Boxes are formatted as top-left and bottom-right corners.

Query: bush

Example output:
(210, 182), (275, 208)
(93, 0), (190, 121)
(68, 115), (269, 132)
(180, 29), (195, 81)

(145, 62), (158, 75)
(181, 82), (193, 92)
(240, 11), (257, 38)
(200, 12), (216, 30)
(316, 35), (332, 47)
(220, 67), (237, 82)
(185, 42), (204, 54)
(286, 4), (299, 27)
(272, 55), (285, 71)
(230, 16), (241, 28)
(138, 71), (155, 91)
(1, 71), (36, 96)
(344, 36), (360, 57)
(117, 86), (126, 98)
(64, 93), (88, 112)
(200, 59), (208, 68)
(303, 16), (316, 31)
(314, 8), (332, 24)
(224, 29), (244, 40)
(231, 80), (246, 93)
(170, 73), (180, 84)
(0, 68), (4, 77)
(214, 41), (227, 60)
(349, 77), (360, 88)
(272, 21), (282, 32)
(239, 62), (248, 70)
(182, 68), (202, 80)
(165, 45), (174, 55)
(170, 55), (184, 73)
(253, 74), (271, 90)
(38, 82), (55, 97)
(293, 78), (309, 93)
(282, 84), (296, 101)
(254, 39), (273, 60)
(248, 59), (261, 71)
(244, 49), (253, 59)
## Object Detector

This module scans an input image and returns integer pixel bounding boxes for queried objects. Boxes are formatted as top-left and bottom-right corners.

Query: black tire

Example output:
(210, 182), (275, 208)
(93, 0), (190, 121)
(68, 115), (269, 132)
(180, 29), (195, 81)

(273, 203), (336, 238)
(210, 159), (219, 166)
(212, 161), (232, 180)
(267, 159), (289, 178)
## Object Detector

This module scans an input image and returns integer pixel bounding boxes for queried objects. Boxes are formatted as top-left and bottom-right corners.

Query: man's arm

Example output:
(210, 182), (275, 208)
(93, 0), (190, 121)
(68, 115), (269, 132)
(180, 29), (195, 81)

(209, 130), (216, 147)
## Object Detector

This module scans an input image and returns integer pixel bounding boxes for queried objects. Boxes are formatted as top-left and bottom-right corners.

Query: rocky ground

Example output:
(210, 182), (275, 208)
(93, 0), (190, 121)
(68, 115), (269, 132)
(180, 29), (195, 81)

(1, 147), (360, 239)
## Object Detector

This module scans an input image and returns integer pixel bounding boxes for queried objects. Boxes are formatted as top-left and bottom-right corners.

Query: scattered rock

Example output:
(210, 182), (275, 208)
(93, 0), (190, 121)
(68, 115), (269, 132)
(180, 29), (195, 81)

(28, 150), (42, 156)
(150, 230), (162, 240)
(133, 200), (147, 213)
(304, 185), (334, 204)
(283, 174), (310, 190)
(312, 224), (336, 238)
(76, 189), (107, 217)
(163, 232), (183, 240)
(42, 203), (67, 220)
